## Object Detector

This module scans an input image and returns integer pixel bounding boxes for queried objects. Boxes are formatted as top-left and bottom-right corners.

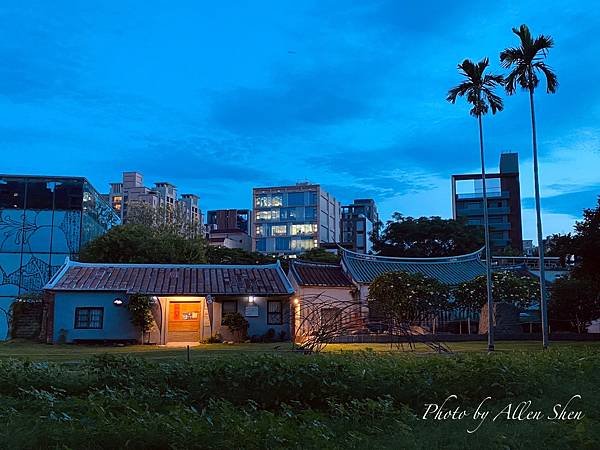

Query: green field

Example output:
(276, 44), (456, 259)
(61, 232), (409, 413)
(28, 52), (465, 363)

(0, 341), (598, 449)
(2, 339), (599, 362)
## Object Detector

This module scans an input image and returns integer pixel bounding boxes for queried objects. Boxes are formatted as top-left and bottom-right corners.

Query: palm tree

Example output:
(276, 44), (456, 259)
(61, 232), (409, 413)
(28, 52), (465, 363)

(500, 24), (558, 349)
(447, 58), (504, 352)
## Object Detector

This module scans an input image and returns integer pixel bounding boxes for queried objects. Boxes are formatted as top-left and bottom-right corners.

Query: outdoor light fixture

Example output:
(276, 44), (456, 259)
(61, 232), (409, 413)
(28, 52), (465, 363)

(113, 298), (124, 306)
(248, 296), (255, 304)
(293, 298), (299, 305)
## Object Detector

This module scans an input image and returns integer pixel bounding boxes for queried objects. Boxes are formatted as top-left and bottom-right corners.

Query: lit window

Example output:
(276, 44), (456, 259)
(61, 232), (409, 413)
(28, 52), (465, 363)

(291, 238), (315, 250)
(272, 194), (283, 207)
(74, 307), (104, 329)
(291, 224), (317, 235)
(271, 225), (287, 236)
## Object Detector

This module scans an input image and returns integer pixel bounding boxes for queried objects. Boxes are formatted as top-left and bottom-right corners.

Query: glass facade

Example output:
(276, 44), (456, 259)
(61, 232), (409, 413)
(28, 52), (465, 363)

(0, 176), (120, 338)
(252, 185), (339, 254)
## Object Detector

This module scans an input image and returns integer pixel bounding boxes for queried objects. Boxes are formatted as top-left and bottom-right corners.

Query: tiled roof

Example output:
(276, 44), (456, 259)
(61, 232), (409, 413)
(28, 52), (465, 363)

(44, 260), (294, 296)
(289, 260), (353, 287)
(341, 248), (487, 286)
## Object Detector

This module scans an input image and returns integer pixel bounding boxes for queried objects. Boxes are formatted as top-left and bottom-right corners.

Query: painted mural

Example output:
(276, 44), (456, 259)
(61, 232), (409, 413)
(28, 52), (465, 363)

(0, 176), (120, 339)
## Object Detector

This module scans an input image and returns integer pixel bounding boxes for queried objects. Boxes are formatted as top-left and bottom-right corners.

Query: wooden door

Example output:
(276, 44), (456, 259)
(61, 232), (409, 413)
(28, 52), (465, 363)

(167, 302), (201, 342)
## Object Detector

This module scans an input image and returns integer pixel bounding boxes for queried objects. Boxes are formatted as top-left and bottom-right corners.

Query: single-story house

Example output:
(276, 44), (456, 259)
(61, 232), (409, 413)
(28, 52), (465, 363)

(42, 259), (294, 344)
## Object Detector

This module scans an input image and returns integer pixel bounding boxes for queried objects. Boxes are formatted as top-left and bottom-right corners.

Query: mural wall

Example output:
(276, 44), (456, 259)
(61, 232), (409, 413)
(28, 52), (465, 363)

(0, 177), (120, 338)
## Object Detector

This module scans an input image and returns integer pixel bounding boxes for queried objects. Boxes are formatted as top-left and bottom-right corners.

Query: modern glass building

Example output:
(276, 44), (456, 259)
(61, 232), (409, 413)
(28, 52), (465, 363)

(0, 175), (120, 338)
(252, 183), (340, 254)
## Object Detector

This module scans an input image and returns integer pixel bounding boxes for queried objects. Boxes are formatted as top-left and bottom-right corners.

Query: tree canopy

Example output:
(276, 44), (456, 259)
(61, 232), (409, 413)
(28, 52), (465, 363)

(572, 196), (600, 283)
(297, 247), (340, 263)
(80, 224), (207, 264)
(549, 276), (600, 333)
(206, 246), (274, 265)
(367, 271), (450, 324)
(453, 271), (540, 311)
(371, 213), (484, 258)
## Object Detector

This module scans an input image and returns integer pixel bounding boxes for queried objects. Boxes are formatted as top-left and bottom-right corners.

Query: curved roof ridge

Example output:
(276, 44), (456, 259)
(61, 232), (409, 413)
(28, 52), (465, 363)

(290, 259), (342, 268)
(341, 246), (485, 264)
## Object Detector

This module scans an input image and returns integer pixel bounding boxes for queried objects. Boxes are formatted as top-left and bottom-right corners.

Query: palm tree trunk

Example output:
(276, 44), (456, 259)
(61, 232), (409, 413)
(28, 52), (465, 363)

(529, 87), (549, 349)
(478, 114), (495, 351)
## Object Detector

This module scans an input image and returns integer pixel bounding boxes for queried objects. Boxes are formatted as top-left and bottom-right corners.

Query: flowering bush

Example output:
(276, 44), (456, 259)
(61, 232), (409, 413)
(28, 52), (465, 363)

(368, 271), (450, 323)
(453, 271), (540, 310)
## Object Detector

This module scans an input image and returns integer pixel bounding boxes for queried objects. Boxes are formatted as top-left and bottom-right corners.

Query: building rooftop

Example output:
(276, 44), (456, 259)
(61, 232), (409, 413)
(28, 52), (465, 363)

(340, 247), (487, 286)
(289, 260), (353, 287)
(45, 260), (294, 296)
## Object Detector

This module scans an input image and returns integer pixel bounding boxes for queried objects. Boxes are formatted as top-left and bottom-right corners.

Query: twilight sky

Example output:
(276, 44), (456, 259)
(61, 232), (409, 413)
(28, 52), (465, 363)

(2, 1), (599, 242)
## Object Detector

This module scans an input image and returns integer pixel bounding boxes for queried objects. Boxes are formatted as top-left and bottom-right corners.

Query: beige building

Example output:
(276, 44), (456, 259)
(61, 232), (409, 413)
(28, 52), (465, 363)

(107, 171), (202, 230)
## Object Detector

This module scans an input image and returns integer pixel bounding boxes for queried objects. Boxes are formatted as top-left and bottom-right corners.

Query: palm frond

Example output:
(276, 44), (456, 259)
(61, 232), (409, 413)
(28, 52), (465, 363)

(448, 57), (503, 117)
(533, 34), (554, 56)
(533, 61), (558, 93)
(499, 47), (523, 68)
(500, 24), (557, 94)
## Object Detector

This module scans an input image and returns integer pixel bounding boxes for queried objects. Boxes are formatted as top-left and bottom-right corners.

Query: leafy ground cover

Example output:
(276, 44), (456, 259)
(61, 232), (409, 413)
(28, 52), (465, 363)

(0, 345), (598, 449)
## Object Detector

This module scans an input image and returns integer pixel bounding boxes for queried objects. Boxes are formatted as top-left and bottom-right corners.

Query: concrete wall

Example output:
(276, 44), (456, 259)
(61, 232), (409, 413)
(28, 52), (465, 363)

(52, 291), (140, 343)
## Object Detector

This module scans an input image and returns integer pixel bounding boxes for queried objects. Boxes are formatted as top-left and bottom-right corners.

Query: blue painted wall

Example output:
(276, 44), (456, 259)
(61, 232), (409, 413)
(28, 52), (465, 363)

(222, 296), (290, 339)
(51, 292), (292, 343)
(52, 291), (140, 343)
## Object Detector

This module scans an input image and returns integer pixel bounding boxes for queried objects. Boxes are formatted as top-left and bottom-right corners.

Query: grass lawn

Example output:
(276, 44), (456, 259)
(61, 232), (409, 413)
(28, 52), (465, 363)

(0, 341), (598, 448)
(1, 339), (600, 362)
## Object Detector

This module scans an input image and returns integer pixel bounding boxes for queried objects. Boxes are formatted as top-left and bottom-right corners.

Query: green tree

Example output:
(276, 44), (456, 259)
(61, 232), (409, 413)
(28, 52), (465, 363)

(127, 294), (156, 343)
(80, 224), (207, 264)
(372, 213), (484, 258)
(550, 277), (600, 333)
(454, 271), (540, 311)
(545, 233), (575, 266)
(367, 271), (450, 325)
(298, 247), (339, 263)
(572, 196), (600, 283)
(206, 246), (274, 265)
(447, 57), (504, 352)
(501, 24), (558, 348)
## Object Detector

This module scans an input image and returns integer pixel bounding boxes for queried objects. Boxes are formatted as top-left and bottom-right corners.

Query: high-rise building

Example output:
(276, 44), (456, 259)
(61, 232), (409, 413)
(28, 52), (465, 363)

(452, 152), (523, 253)
(252, 183), (340, 254)
(206, 209), (250, 234)
(341, 199), (378, 254)
(107, 172), (202, 230)
(0, 175), (120, 338)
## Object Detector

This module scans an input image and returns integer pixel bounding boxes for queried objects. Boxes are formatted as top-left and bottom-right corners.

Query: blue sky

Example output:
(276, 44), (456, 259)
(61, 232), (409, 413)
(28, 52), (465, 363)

(2, 1), (599, 241)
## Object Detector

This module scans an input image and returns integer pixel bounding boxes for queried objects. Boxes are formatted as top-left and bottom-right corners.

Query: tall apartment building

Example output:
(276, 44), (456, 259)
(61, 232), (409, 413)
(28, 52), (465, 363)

(341, 199), (379, 254)
(107, 172), (202, 228)
(451, 152), (523, 253)
(252, 183), (340, 254)
(0, 174), (120, 339)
